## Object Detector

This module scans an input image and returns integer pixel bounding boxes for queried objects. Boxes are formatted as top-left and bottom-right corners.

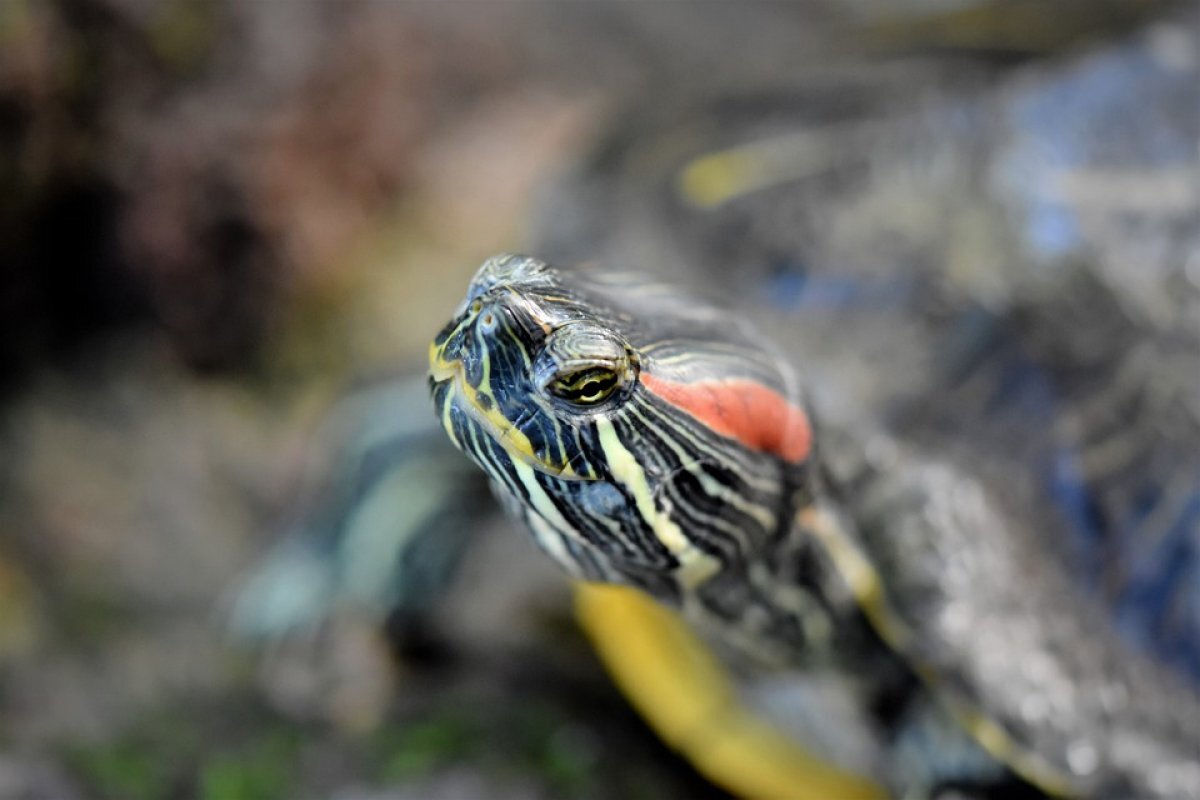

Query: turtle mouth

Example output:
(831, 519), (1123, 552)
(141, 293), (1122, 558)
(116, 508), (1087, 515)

(428, 339), (587, 481)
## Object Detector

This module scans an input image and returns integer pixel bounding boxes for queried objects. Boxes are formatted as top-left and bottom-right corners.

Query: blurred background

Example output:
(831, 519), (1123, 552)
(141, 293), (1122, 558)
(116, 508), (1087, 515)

(0, 1), (1194, 798)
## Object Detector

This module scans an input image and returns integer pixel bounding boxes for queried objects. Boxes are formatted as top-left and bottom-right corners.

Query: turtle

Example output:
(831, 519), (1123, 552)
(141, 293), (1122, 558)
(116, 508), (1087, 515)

(235, 9), (1200, 799)
(419, 14), (1200, 797)
(427, 249), (1200, 799)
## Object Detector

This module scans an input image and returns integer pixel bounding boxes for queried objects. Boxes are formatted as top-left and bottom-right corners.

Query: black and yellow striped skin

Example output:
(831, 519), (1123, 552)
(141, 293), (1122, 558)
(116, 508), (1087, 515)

(427, 254), (898, 794)
(429, 255), (811, 604)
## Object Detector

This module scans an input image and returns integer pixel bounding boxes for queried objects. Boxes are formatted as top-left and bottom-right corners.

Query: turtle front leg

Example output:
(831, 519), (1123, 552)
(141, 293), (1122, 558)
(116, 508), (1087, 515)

(230, 375), (498, 643)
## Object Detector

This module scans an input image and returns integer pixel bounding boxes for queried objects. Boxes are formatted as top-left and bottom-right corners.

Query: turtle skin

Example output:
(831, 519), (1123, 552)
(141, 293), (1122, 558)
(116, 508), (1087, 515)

(237, 11), (1200, 800)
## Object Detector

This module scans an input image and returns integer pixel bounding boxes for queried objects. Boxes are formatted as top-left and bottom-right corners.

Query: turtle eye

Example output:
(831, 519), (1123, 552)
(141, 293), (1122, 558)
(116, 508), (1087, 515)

(548, 367), (620, 405)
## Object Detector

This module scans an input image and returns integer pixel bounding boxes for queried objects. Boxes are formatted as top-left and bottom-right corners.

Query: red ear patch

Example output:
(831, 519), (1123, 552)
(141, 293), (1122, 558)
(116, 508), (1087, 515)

(640, 372), (812, 463)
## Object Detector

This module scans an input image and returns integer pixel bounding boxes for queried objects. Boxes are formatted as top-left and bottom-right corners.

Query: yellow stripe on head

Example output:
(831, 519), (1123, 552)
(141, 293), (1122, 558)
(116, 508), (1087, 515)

(430, 338), (581, 480)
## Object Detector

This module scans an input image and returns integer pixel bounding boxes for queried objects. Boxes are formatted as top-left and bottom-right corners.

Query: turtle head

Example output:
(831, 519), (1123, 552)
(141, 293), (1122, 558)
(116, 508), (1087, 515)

(430, 254), (813, 595)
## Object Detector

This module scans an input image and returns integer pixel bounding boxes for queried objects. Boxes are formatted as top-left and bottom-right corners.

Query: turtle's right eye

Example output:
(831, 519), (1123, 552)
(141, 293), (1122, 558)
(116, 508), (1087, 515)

(548, 367), (620, 405)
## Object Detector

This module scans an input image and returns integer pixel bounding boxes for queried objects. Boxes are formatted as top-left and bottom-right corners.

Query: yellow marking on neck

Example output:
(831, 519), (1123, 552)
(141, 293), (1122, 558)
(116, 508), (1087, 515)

(429, 341), (580, 480)
(595, 418), (720, 588)
(576, 582), (886, 800)
(509, 457), (578, 545)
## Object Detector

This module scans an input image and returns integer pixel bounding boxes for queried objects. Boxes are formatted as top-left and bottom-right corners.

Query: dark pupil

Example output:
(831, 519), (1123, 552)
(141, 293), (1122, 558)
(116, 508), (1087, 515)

(551, 368), (618, 404)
